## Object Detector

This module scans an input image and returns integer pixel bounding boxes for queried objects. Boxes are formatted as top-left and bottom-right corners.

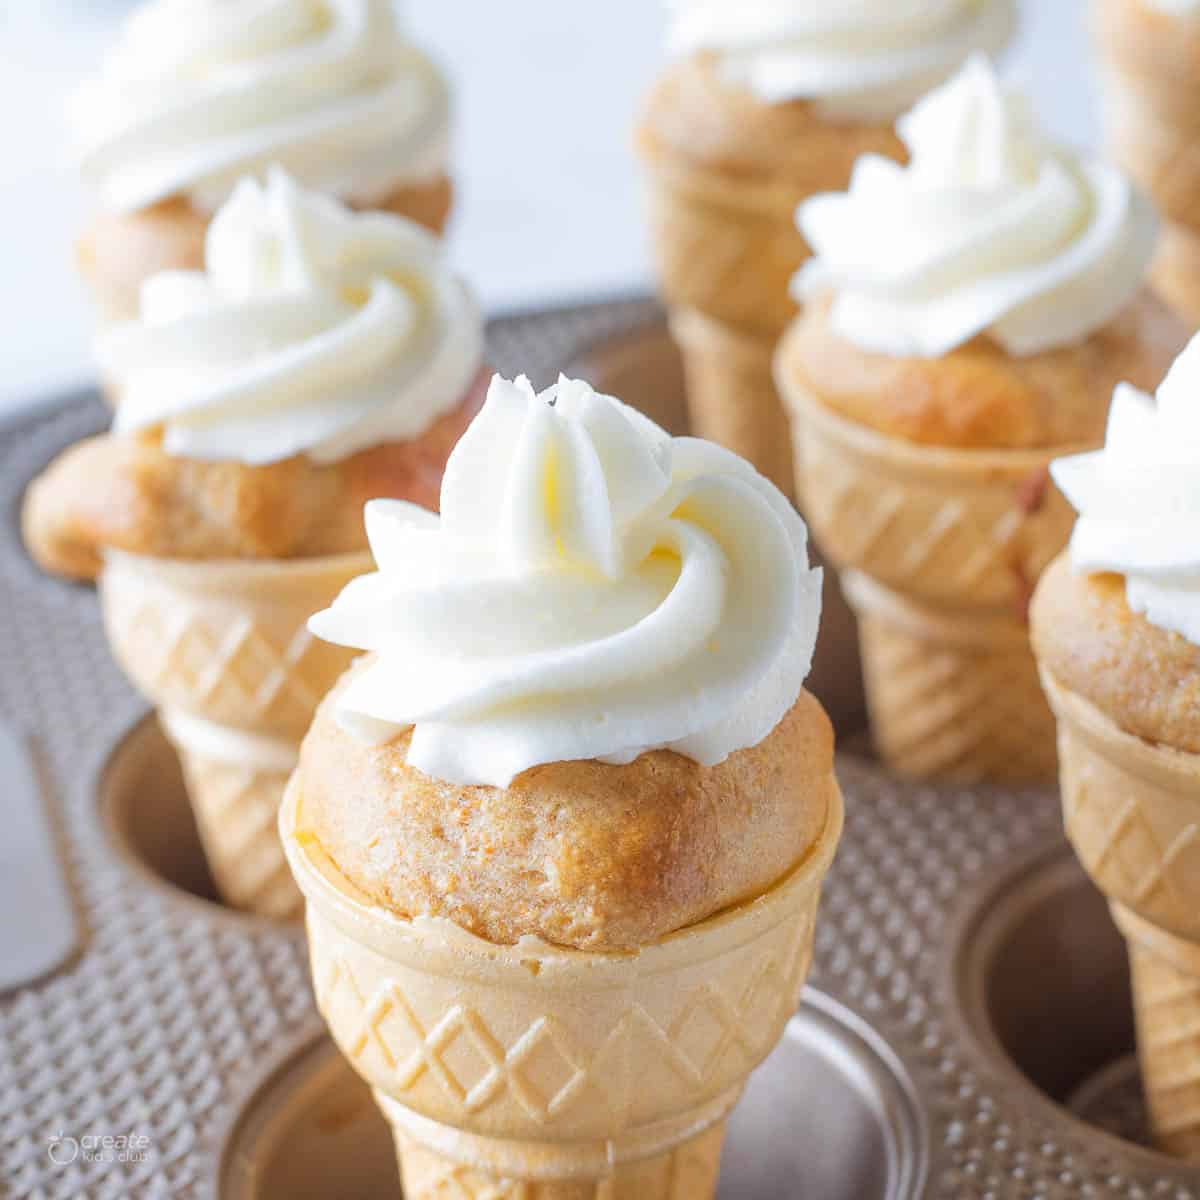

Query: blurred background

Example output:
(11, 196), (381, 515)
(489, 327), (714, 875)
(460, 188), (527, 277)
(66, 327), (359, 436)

(2, 0), (1092, 412)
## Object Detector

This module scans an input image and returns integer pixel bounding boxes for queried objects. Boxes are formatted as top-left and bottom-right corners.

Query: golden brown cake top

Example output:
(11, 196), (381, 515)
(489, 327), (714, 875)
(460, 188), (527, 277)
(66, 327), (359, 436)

(778, 288), (1185, 450)
(21, 383), (482, 581)
(1032, 554), (1200, 754)
(637, 55), (905, 185)
(294, 670), (837, 952)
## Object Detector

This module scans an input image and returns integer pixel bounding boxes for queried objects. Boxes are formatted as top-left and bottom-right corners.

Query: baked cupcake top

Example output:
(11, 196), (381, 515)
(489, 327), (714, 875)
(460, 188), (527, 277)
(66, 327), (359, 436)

(795, 57), (1157, 359)
(664, 0), (1014, 118)
(106, 169), (482, 466)
(72, 0), (449, 214)
(309, 374), (823, 788)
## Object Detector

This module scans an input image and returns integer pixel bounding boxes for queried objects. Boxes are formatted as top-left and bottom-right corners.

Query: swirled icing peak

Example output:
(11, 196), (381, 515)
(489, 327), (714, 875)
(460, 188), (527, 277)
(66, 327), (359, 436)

(72, 0), (449, 213)
(309, 374), (823, 787)
(107, 170), (482, 465)
(795, 57), (1157, 358)
(1054, 333), (1200, 646)
(665, 0), (1015, 117)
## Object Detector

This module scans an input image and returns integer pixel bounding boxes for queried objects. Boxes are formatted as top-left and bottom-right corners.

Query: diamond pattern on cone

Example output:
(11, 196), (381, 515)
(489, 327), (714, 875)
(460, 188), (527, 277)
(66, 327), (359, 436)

(791, 391), (1074, 611)
(105, 592), (328, 737)
(395, 1122), (726, 1199)
(851, 582), (1057, 784)
(669, 308), (794, 497)
(98, 550), (370, 915)
(176, 750), (302, 920)
(643, 167), (804, 338)
(310, 895), (818, 1133)
(285, 778), (841, 1198)
(1046, 671), (1200, 942)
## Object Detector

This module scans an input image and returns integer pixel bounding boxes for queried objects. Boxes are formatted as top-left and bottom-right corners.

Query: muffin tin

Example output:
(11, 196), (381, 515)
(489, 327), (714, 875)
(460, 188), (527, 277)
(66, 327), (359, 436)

(2, 298), (1197, 1198)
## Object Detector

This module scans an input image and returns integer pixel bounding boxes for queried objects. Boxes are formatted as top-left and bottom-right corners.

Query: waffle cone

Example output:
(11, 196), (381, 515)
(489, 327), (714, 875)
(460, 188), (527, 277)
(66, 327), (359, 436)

(99, 549), (371, 917)
(1041, 669), (1200, 1157)
(781, 371), (1078, 781)
(280, 774), (843, 1197)
(669, 308), (794, 498)
(638, 147), (807, 339)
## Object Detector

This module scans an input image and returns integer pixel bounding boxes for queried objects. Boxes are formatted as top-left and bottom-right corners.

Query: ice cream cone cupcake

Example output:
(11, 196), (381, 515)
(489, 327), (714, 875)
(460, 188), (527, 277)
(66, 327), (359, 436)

(281, 374), (842, 1196)
(636, 0), (1016, 494)
(23, 172), (486, 919)
(71, 0), (453, 326)
(1032, 336), (1200, 1158)
(1091, 0), (1200, 323)
(775, 58), (1183, 784)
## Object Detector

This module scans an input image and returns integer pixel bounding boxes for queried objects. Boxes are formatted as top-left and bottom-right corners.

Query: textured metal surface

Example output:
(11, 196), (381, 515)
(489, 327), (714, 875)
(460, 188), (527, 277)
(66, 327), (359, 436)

(0, 298), (1197, 1198)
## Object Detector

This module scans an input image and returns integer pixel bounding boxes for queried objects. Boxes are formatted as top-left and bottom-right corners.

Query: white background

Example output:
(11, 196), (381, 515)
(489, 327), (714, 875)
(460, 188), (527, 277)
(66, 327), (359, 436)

(1, 1), (1094, 411)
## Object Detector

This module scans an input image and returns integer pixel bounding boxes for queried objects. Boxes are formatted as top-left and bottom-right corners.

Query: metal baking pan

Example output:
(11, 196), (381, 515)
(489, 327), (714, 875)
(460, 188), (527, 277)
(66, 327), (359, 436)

(1, 297), (1196, 1197)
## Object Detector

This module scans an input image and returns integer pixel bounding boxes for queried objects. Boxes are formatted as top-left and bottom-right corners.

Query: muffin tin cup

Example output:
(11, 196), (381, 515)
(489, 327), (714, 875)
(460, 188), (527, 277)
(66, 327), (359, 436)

(4, 301), (1200, 1199)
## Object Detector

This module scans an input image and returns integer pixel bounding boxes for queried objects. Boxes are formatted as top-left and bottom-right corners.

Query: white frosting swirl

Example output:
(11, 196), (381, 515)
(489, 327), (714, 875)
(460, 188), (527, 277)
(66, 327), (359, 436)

(666, 0), (1015, 118)
(72, 0), (449, 213)
(309, 374), (823, 788)
(1054, 334), (1200, 647)
(105, 171), (482, 465)
(795, 57), (1157, 358)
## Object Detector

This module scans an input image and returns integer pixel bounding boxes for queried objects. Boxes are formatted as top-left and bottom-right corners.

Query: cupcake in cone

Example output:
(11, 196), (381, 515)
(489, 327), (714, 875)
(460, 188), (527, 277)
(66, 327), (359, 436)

(1032, 336), (1200, 1159)
(281, 374), (842, 1197)
(71, 0), (453, 326)
(1091, 0), (1200, 324)
(23, 171), (486, 919)
(636, 0), (1016, 494)
(776, 57), (1183, 784)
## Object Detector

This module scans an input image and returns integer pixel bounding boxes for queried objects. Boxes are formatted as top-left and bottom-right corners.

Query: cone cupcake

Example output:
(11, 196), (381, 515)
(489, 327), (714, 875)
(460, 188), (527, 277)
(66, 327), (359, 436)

(100, 551), (371, 918)
(282, 773), (842, 1196)
(1032, 335), (1200, 1159)
(282, 373), (841, 1195)
(70, 0), (454, 325)
(23, 173), (486, 918)
(636, 3), (1014, 494)
(1091, 0), (1200, 324)
(1040, 670), (1200, 1157)
(776, 59), (1180, 783)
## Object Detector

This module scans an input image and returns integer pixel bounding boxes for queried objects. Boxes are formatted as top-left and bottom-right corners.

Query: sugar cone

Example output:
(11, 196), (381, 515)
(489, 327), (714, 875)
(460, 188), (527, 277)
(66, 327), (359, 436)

(99, 549), (371, 918)
(1041, 667), (1200, 1158)
(782, 369), (1079, 783)
(669, 308), (794, 498)
(280, 774), (843, 1197)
